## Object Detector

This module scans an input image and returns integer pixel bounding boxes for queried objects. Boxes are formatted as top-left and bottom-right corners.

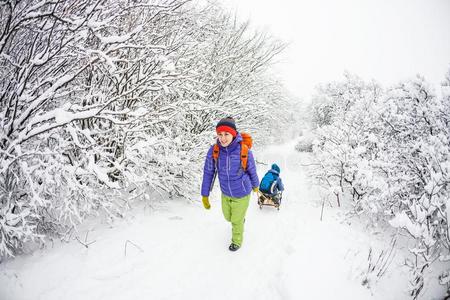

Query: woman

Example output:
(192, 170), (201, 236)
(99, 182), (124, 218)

(201, 117), (259, 251)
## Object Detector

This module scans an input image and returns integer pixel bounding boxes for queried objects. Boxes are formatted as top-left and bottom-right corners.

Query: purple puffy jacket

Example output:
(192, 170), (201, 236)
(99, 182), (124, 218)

(201, 133), (259, 198)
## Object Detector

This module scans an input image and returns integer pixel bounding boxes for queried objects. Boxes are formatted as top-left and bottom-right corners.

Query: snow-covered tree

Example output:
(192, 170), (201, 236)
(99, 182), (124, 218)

(0, 0), (290, 258)
(309, 73), (383, 210)
(307, 72), (450, 298)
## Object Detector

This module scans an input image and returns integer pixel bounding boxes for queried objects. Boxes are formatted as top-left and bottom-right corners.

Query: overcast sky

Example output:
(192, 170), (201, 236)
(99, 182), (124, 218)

(219, 0), (450, 100)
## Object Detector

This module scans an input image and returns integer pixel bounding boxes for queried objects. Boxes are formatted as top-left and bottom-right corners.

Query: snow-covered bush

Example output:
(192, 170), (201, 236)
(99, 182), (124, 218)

(0, 0), (290, 258)
(380, 77), (450, 298)
(295, 135), (314, 153)
(309, 73), (383, 209)
(308, 72), (450, 298)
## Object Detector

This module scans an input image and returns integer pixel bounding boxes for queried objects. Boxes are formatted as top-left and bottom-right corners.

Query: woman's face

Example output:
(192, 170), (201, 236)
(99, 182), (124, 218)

(217, 131), (233, 147)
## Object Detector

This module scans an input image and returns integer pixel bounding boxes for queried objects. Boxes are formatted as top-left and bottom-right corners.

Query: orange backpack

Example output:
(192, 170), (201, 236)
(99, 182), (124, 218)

(212, 132), (253, 171)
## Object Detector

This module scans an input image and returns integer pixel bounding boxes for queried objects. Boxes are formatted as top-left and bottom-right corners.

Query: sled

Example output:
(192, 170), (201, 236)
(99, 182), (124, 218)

(257, 191), (282, 210)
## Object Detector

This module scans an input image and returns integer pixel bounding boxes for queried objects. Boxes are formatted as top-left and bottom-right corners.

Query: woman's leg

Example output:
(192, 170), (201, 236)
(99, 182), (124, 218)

(221, 194), (232, 222)
(229, 194), (250, 246)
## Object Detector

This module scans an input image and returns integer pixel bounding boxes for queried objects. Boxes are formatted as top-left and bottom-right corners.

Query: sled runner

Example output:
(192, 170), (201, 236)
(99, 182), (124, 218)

(257, 190), (282, 210)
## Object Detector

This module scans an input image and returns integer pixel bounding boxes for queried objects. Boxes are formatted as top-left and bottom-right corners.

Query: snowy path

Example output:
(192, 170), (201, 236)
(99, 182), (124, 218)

(0, 141), (413, 300)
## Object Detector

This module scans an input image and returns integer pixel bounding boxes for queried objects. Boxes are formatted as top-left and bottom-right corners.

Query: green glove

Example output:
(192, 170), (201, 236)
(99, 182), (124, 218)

(202, 196), (211, 209)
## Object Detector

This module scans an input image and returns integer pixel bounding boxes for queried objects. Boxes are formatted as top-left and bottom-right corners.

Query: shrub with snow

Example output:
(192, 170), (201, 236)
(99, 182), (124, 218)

(307, 72), (450, 298)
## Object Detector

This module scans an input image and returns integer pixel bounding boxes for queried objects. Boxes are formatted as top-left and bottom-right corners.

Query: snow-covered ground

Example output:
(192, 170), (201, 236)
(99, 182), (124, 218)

(0, 140), (445, 300)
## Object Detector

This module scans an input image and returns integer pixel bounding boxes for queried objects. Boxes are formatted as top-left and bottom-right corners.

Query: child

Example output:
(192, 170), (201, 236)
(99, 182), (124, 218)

(201, 117), (259, 251)
(259, 163), (284, 204)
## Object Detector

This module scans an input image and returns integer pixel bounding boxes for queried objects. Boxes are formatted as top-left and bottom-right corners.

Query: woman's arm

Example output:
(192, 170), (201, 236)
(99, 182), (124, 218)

(201, 146), (216, 197)
(246, 150), (259, 188)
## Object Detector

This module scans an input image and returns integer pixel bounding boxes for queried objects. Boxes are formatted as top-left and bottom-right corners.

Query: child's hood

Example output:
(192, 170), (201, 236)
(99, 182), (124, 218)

(269, 163), (281, 175)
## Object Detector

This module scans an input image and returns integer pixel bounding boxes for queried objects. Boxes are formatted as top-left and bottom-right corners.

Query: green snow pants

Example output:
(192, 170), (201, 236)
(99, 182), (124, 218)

(221, 193), (251, 246)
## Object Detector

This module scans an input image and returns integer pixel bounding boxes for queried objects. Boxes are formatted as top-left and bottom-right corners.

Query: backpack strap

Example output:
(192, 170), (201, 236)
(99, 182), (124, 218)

(240, 142), (248, 171)
(212, 144), (219, 164)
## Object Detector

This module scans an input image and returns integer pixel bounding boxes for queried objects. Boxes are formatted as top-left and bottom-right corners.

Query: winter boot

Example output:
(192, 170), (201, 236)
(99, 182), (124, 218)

(229, 243), (240, 251)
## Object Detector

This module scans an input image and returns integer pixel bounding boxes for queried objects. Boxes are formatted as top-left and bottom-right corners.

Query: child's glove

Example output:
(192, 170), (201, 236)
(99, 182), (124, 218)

(252, 187), (259, 193)
(202, 196), (211, 209)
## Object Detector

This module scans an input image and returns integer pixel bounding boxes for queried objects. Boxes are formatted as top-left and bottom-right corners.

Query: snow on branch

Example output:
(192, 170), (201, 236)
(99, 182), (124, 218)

(307, 72), (450, 298)
(0, 0), (290, 260)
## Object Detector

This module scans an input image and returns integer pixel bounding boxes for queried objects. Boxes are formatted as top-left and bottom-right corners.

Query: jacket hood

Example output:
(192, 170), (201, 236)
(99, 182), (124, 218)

(269, 163), (280, 175)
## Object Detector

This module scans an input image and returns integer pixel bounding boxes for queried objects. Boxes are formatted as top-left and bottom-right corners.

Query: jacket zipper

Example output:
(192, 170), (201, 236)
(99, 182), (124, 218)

(225, 147), (233, 197)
